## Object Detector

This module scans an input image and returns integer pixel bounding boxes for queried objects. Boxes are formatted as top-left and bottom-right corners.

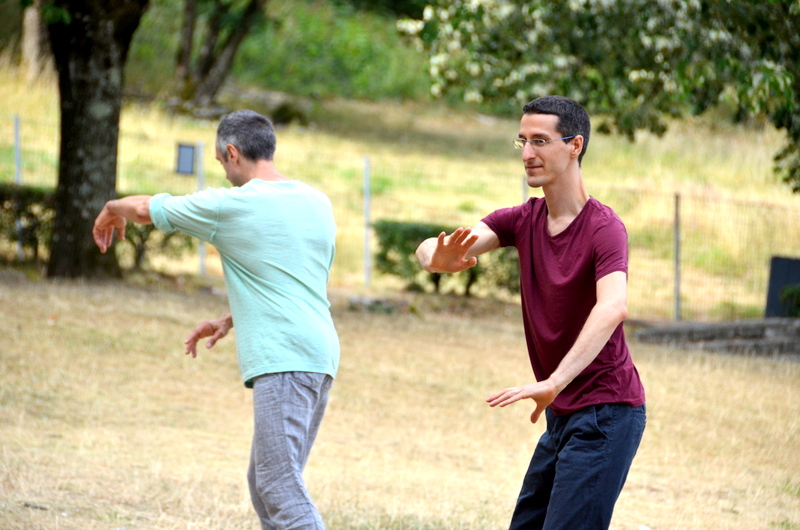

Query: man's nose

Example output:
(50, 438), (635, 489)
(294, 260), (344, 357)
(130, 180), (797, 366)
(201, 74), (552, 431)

(522, 143), (538, 160)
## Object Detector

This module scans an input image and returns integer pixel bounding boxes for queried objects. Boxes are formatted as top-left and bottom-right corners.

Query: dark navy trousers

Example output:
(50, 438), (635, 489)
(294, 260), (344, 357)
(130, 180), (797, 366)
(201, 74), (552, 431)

(509, 403), (646, 530)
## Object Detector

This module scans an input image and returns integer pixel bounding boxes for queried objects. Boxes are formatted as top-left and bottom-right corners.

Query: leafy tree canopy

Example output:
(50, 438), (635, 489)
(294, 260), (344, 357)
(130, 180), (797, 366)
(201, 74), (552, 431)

(401, 0), (800, 191)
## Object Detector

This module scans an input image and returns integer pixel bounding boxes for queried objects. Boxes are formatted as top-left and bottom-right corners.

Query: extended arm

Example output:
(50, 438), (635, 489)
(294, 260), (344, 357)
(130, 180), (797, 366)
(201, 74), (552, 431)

(184, 313), (234, 358)
(487, 270), (629, 423)
(92, 195), (153, 253)
(415, 222), (500, 273)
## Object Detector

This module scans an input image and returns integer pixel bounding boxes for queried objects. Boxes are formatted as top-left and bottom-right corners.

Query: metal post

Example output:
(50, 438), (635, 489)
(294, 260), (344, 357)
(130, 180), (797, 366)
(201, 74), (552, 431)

(363, 156), (371, 286)
(674, 193), (681, 321)
(197, 142), (206, 276)
(522, 174), (528, 204)
(14, 115), (24, 261)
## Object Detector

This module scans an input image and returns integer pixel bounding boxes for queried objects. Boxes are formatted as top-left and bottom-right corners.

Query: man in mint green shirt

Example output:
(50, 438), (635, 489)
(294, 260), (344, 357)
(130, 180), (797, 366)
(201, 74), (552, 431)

(93, 110), (338, 529)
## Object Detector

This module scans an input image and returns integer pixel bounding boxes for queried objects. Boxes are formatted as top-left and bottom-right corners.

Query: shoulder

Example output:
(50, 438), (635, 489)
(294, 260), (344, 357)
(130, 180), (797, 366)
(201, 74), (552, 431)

(158, 187), (231, 210)
(485, 197), (542, 224)
(586, 197), (626, 231)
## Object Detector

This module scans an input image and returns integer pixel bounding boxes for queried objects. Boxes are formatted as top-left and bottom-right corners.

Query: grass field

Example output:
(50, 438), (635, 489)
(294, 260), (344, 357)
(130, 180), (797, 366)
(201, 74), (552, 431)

(1, 273), (799, 529)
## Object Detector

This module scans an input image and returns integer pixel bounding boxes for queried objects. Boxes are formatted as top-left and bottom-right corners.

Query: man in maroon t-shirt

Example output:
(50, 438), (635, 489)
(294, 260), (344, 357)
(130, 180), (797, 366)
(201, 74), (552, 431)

(416, 96), (645, 530)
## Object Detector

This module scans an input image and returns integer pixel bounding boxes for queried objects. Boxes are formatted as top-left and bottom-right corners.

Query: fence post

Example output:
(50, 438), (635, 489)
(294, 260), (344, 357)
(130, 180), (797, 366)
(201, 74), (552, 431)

(521, 174), (527, 204)
(674, 192), (681, 321)
(14, 115), (24, 261)
(363, 156), (371, 286)
(196, 141), (206, 276)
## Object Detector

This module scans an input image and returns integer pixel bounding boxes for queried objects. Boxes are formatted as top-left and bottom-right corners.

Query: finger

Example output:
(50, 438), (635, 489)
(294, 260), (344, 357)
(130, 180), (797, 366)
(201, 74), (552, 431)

(183, 332), (198, 357)
(103, 230), (113, 252)
(184, 331), (203, 357)
(451, 227), (470, 246)
(457, 256), (478, 271)
(486, 389), (506, 403)
(92, 229), (106, 253)
(498, 394), (524, 407)
(487, 388), (519, 407)
(462, 233), (479, 249)
(184, 339), (198, 358)
(101, 231), (113, 253)
(118, 224), (126, 242)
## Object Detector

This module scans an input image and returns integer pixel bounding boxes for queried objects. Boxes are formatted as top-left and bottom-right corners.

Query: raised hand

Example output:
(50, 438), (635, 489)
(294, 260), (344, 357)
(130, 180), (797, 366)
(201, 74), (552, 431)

(427, 227), (480, 273)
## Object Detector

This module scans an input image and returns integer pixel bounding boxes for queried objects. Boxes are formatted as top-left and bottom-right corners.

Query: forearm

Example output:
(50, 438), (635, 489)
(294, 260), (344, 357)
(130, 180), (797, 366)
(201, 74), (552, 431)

(105, 195), (153, 224)
(547, 300), (627, 394)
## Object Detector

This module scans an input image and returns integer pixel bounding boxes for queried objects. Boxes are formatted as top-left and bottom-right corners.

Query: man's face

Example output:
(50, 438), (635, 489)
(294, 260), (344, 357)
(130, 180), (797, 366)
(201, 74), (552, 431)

(518, 113), (576, 189)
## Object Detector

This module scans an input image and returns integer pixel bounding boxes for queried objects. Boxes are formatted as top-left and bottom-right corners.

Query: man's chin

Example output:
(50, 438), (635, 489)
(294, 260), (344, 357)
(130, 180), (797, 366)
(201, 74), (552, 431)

(526, 176), (544, 188)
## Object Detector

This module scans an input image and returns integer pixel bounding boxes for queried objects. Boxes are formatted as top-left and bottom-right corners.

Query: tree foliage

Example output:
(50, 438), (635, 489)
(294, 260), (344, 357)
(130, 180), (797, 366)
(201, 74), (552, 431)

(402, 0), (800, 190)
(175, 0), (268, 107)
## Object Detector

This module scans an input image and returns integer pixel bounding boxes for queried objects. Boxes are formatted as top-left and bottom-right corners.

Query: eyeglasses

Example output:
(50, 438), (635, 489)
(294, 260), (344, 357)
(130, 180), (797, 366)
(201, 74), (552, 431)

(513, 136), (575, 149)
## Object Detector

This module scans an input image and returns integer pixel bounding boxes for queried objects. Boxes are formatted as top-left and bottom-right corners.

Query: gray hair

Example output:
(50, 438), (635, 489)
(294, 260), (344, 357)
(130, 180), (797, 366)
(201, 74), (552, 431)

(216, 110), (277, 162)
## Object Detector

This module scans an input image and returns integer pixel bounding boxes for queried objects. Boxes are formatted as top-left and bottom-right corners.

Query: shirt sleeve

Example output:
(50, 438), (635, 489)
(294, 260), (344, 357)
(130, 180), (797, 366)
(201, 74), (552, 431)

(482, 205), (521, 248)
(593, 216), (629, 281)
(148, 188), (224, 243)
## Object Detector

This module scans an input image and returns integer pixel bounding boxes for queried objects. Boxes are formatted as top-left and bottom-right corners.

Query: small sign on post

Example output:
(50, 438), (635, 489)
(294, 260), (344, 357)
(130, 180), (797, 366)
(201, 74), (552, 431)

(176, 144), (196, 175)
(174, 142), (207, 276)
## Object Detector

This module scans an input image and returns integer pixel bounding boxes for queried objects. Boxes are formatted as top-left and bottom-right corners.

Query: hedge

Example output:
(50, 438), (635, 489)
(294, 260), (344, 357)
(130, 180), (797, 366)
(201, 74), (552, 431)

(373, 219), (519, 297)
(0, 183), (194, 270)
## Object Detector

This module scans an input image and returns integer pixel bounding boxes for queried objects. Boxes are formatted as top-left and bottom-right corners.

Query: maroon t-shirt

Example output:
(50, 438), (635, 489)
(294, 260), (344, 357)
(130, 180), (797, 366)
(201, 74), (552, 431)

(482, 197), (645, 415)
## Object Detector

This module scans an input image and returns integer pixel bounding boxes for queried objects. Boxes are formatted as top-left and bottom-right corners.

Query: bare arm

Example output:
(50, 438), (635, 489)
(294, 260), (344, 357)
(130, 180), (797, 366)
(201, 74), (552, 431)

(184, 313), (234, 358)
(487, 270), (629, 423)
(92, 195), (153, 253)
(415, 222), (500, 273)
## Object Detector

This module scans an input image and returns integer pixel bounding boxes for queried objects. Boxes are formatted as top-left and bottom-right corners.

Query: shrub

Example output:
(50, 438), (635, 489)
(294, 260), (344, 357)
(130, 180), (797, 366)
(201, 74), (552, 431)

(0, 184), (54, 262)
(779, 284), (800, 317)
(373, 219), (519, 297)
(0, 183), (194, 270)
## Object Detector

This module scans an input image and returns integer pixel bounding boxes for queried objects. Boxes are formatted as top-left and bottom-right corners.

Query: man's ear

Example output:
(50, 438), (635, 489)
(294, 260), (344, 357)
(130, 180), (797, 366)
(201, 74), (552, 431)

(226, 143), (239, 163)
(570, 135), (584, 159)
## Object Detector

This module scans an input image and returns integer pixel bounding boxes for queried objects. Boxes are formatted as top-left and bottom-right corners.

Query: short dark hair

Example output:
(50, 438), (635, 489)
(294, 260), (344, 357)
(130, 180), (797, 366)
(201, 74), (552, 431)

(522, 96), (590, 165)
(216, 110), (277, 162)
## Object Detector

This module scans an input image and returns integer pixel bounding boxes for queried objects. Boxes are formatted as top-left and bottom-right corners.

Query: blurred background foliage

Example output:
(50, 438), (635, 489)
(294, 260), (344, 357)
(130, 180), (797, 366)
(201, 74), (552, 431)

(116, 0), (433, 102)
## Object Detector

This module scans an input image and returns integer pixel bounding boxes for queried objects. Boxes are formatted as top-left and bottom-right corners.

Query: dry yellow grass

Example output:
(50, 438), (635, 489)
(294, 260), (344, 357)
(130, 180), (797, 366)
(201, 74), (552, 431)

(1, 274), (799, 529)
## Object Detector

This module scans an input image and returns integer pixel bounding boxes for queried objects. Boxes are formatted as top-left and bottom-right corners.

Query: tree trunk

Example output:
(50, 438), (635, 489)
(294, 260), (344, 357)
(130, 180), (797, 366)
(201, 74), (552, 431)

(46, 0), (149, 279)
(21, 1), (54, 83)
(194, 1), (224, 83)
(191, 0), (267, 108)
(175, 0), (197, 98)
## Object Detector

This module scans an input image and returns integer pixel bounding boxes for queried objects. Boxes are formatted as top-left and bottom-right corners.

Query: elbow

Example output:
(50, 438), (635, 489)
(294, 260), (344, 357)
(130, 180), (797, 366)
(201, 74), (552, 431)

(600, 296), (627, 326)
(415, 239), (434, 272)
(613, 300), (628, 324)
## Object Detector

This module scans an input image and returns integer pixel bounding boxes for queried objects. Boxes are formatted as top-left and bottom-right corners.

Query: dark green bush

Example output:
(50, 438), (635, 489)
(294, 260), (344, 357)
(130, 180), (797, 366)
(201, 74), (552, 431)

(0, 183), (194, 270)
(0, 184), (55, 262)
(779, 284), (800, 317)
(121, 223), (196, 271)
(373, 219), (519, 297)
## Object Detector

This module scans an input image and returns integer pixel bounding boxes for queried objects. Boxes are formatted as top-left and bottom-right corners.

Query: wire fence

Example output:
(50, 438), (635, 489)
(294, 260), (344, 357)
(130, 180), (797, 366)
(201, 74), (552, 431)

(2, 114), (800, 322)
